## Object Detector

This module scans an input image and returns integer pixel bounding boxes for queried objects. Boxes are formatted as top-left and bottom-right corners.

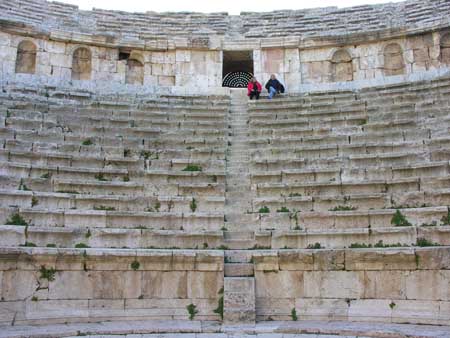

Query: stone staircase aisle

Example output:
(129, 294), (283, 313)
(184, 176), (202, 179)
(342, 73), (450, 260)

(224, 88), (257, 248)
(223, 89), (257, 324)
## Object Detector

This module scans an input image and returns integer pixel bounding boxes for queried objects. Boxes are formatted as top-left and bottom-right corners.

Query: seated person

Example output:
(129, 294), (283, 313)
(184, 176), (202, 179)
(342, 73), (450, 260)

(265, 74), (285, 99)
(247, 77), (262, 100)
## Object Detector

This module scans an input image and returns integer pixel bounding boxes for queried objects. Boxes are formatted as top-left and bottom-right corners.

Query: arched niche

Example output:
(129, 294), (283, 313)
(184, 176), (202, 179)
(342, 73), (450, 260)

(384, 43), (406, 76)
(15, 40), (37, 74)
(331, 49), (353, 82)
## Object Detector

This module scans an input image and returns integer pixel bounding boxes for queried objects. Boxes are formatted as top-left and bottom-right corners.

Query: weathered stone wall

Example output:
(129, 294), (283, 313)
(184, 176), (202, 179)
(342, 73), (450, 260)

(253, 247), (450, 325)
(1, 1), (450, 93)
(0, 32), (222, 91)
(0, 248), (224, 325)
(2, 30), (450, 92)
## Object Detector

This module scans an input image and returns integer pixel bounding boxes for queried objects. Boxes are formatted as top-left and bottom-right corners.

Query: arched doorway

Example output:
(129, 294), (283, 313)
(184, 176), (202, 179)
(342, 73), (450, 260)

(222, 50), (254, 88)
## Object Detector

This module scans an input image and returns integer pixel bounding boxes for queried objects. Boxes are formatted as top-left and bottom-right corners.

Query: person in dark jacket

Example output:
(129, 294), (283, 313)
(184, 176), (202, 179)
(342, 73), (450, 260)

(247, 77), (262, 100)
(265, 74), (285, 99)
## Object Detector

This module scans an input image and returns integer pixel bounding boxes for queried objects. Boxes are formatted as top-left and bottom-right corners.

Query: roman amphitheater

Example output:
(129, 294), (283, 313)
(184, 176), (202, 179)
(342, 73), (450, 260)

(0, 0), (450, 336)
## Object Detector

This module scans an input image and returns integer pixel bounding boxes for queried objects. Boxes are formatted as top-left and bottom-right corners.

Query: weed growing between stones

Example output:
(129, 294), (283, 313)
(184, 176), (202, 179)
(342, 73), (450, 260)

(213, 287), (224, 320)
(190, 198), (197, 212)
(441, 208), (450, 225)
(258, 206), (270, 213)
(39, 266), (56, 282)
(277, 206), (290, 213)
(31, 196), (39, 207)
(6, 213), (28, 226)
(291, 308), (298, 321)
(94, 173), (108, 181)
(182, 164), (202, 172)
(330, 205), (357, 211)
(307, 243), (323, 249)
(82, 139), (93, 146)
(93, 205), (116, 211)
(186, 303), (198, 320)
(131, 260), (140, 270)
(20, 242), (36, 247)
(416, 238), (440, 247)
(75, 243), (90, 249)
(391, 210), (412, 227)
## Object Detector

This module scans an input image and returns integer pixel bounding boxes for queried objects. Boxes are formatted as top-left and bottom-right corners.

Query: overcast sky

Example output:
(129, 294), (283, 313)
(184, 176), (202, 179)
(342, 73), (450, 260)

(59, 0), (403, 14)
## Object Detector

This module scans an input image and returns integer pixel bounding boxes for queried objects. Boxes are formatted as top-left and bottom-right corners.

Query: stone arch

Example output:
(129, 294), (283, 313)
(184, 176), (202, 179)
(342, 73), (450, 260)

(125, 58), (144, 85)
(331, 49), (353, 82)
(72, 47), (92, 80)
(15, 40), (37, 74)
(440, 33), (450, 65)
(383, 43), (405, 76)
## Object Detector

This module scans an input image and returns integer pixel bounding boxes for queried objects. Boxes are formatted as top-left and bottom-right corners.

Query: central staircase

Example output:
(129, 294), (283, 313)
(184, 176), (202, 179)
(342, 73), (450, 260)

(223, 89), (256, 323)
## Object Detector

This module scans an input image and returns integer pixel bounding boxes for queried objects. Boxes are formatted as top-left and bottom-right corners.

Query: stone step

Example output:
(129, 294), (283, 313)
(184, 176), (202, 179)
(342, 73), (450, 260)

(224, 277), (256, 324)
(224, 231), (255, 240)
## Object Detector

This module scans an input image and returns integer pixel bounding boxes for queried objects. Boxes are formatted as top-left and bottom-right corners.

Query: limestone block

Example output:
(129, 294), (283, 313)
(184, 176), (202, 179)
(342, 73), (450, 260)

(172, 250), (196, 271)
(278, 251), (313, 271)
(405, 270), (450, 301)
(363, 270), (407, 299)
(191, 61), (207, 75)
(303, 271), (364, 299)
(90, 271), (141, 299)
(142, 271), (187, 299)
(0, 226), (25, 247)
(439, 301), (450, 323)
(284, 48), (300, 73)
(55, 250), (86, 271)
(345, 248), (417, 271)
(255, 270), (303, 298)
(1, 270), (37, 301)
(158, 76), (175, 86)
(49, 53), (71, 68)
(391, 300), (440, 325)
(175, 50), (191, 62)
(187, 271), (222, 298)
(85, 249), (136, 270)
(0, 46), (17, 62)
(88, 299), (125, 318)
(0, 301), (22, 324)
(48, 271), (94, 300)
(300, 48), (331, 63)
(294, 298), (349, 320)
(313, 250), (345, 271)
(190, 51), (207, 63)
(44, 41), (66, 54)
(195, 251), (223, 271)
(0, 32), (11, 46)
(256, 297), (294, 316)
(262, 49), (284, 74)
(25, 299), (88, 320)
(416, 247), (450, 270)
(138, 251), (172, 271)
(176, 62), (191, 75)
(253, 252), (278, 271)
(348, 299), (392, 322)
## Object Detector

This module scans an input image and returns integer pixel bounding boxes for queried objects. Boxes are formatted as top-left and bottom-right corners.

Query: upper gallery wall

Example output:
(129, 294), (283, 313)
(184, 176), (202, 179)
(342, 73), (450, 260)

(0, 0), (450, 93)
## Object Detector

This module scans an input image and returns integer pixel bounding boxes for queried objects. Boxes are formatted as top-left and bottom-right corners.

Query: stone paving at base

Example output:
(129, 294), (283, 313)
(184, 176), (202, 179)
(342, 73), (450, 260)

(0, 320), (450, 338)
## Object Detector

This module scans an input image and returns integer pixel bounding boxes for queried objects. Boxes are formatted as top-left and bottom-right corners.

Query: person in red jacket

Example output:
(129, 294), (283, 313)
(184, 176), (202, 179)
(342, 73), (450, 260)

(247, 77), (262, 100)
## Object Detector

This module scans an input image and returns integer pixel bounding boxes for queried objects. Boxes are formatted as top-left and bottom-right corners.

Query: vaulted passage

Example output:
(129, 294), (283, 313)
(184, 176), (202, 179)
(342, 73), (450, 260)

(222, 50), (253, 88)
